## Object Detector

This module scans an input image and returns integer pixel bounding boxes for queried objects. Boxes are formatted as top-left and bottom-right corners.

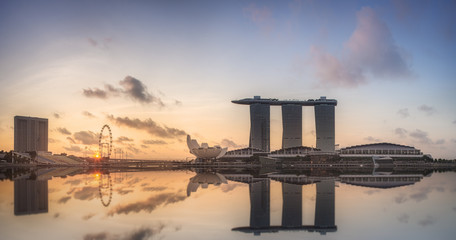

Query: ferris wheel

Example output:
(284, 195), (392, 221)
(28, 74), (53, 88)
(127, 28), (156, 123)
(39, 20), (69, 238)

(98, 124), (113, 159)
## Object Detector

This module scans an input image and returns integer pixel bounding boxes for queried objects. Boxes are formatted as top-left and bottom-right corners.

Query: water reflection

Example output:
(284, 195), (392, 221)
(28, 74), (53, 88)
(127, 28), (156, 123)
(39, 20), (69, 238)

(14, 178), (48, 215)
(0, 166), (455, 240)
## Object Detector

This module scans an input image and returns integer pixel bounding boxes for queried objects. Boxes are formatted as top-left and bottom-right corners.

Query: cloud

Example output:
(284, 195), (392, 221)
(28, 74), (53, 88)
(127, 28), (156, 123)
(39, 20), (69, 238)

(83, 232), (107, 240)
(65, 179), (82, 186)
(63, 145), (82, 152)
(83, 226), (164, 240)
(73, 186), (99, 201)
(397, 108), (410, 118)
(410, 187), (432, 202)
(48, 138), (58, 143)
(220, 139), (245, 149)
(74, 131), (99, 145)
(58, 196), (71, 204)
(117, 189), (134, 195)
(397, 213), (410, 223)
(82, 76), (164, 106)
(220, 183), (244, 193)
(87, 38), (98, 47)
(394, 193), (408, 204)
(395, 128), (408, 138)
(418, 215), (436, 226)
(418, 105), (436, 115)
(364, 136), (381, 142)
(107, 192), (186, 216)
(83, 88), (108, 99)
(409, 129), (432, 144)
(243, 4), (274, 33)
(82, 213), (96, 221)
(117, 136), (134, 144)
(142, 186), (167, 192)
(143, 140), (167, 145)
(120, 76), (164, 106)
(108, 115), (186, 139)
(57, 127), (71, 135)
(309, 46), (365, 87)
(83, 111), (96, 118)
(435, 139), (445, 145)
(364, 189), (380, 195)
(310, 7), (412, 87)
(66, 137), (76, 144)
(53, 113), (61, 119)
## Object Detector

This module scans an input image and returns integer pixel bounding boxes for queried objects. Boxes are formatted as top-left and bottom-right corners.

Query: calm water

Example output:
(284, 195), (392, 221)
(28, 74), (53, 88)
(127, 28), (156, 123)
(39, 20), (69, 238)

(0, 168), (455, 240)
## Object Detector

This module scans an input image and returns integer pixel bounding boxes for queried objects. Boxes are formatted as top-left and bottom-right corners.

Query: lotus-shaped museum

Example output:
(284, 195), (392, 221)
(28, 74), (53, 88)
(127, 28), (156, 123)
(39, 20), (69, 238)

(187, 135), (227, 159)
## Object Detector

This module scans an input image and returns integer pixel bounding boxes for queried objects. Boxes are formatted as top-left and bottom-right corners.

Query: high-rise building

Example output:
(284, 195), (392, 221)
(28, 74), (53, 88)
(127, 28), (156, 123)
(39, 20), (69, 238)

(14, 116), (48, 152)
(249, 100), (270, 152)
(233, 96), (336, 153)
(314, 100), (335, 152)
(282, 104), (302, 149)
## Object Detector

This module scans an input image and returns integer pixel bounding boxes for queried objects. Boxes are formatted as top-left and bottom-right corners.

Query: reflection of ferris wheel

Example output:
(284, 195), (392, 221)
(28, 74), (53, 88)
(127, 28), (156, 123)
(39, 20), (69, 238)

(99, 173), (112, 207)
(99, 125), (112, 158)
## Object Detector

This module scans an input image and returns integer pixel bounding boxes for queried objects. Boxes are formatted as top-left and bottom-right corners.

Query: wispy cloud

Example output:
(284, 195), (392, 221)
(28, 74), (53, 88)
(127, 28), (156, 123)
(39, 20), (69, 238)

(63, 145), (82, 152)
(58, 196), (71, 204)
(108, 115), (186, 139)
(73, 131), (98, 145)
(418, 215), (436, 226)
(409, 129), (432, 144)
(82, 213), (96, 221)
(116, 136), (134, 144)
(142, 186), (167, 192)
(243, 4), (275, 33)
(82, 111), (96, 118)
(397, 108), (410, 118)
(310, 7), (412, 87)
(66, 137), (76, 144)
(82, 76), (165, 106)
(82, 88), (108, 99)
(418, 104), (436, 115)
(83, 225), (164, 240)
(57, 127), (71, 135)
(142, 140), (167, 145)
(395, 128), (408, 138)
(107, 193), (186, 216)
(220, 139), (245, 149)
(364, 136), (381, 142)
(73, 186), (99, 201)
(397, 213), (410, 223)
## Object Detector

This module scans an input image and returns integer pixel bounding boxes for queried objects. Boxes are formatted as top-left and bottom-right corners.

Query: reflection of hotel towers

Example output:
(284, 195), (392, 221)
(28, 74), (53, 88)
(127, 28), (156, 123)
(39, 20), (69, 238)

(230, 177), (336, 235)
(14, 179), (49, 215)
(249, 179), (270, 229)
(232, 96), (337, 152)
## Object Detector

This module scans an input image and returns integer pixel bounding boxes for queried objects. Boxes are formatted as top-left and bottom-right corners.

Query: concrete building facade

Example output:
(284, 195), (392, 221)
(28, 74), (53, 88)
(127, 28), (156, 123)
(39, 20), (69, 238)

(314, 103), (335, 152)
(14, 116), (48, 152)
(249, 101), (270, 152)
(282, 104), (302, 149)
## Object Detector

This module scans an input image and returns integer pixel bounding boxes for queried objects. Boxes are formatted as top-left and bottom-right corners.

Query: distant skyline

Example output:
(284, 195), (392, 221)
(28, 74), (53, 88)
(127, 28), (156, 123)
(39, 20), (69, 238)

(0, 0), (455, 159)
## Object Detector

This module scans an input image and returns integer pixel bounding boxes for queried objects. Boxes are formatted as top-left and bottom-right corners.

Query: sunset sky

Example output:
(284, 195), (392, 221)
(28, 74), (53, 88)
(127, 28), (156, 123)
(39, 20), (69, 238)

(0, 0), (455, 159)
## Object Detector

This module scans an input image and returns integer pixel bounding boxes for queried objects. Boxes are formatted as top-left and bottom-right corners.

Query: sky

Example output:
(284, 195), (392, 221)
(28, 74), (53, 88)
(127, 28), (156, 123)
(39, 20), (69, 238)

(0, 0), (455, 159)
